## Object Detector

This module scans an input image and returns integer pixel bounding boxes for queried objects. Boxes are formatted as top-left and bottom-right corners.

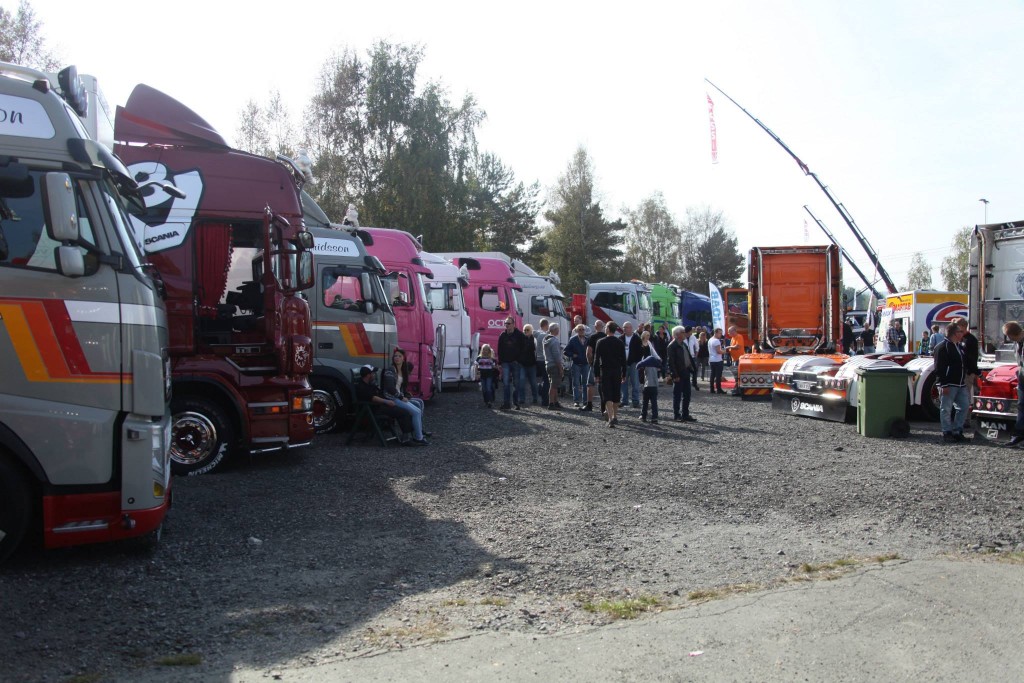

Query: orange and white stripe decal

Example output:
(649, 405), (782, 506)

(313, 322), (385, 359)
(0, 298), (124, 384)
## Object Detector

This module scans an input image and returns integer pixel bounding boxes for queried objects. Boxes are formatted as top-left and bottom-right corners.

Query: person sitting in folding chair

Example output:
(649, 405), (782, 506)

(353, 365), (424, 446)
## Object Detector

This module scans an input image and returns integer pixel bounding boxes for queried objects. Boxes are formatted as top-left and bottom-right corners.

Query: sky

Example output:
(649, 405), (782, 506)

(18, 0), (1024, 292)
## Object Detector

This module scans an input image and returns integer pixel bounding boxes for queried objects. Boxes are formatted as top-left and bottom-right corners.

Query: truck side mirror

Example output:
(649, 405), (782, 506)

(55, 245), (85, 277)
(363, 300), (376, 315)
(43, 173), (80, 242)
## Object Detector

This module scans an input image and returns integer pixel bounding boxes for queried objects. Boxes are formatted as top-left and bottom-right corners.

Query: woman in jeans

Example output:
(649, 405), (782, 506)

(696, 330), (710, 382)
(380, 347), (430, 443)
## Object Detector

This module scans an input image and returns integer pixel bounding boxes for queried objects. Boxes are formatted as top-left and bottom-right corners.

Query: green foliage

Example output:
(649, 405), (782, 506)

(905, 251), (933, 290)
(678, 206), (744, 291)
(235, 90), (296, 158)
(0, 1), (58, 71)
(541, 146), (625, 294)
(940, 226), (971, 291)
(623, 192), (682, 282)
(234, 40), (541, 254)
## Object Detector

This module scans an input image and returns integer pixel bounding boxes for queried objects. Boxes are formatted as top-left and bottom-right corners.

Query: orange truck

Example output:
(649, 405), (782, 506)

(736, 245), (845, 397)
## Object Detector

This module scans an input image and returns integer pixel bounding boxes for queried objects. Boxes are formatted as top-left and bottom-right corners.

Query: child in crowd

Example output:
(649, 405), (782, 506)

(475, 344), (498, 407)
(637, 331), (662, 424)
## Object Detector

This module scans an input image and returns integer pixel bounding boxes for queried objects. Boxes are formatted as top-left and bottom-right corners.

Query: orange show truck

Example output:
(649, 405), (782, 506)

(737, 245), (845, 398)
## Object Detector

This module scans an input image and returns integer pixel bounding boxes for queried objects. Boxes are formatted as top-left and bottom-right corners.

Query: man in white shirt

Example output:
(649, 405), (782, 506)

(708, 327), (726, 394)
(685, 326), (700, 391)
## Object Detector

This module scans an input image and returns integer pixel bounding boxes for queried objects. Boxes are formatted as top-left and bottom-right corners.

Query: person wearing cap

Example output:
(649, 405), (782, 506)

(354, 365), (425, 446)
(497, 316), (526, 410)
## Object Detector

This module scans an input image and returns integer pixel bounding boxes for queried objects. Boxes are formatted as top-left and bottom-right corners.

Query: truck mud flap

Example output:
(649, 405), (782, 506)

(972, 416), (1014, 442)
(772, 391), (848, 422)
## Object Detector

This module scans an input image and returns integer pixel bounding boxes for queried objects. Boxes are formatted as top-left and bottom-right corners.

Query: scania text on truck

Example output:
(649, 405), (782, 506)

(737, 244), (844, 399)
(0, 63), (171, 561)
(307, 224), (397, 432)
(114, 85), (315, 475)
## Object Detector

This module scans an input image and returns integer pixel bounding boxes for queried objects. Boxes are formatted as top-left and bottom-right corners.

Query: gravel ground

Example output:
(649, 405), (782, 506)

(3, 379), (1023, 682)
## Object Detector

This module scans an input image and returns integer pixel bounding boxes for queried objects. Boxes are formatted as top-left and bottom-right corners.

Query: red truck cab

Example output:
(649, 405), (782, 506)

(115, 85), (315, 475)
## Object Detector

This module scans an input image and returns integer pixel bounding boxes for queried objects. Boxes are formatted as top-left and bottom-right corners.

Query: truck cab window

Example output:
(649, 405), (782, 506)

(428, 283), (458, 312)
(0, 171), (95, 272)
(480, 286), (508, 312)
(323, 271), (366, 311)
(531, 296), (550, 316)
(385, 271), (414, 307)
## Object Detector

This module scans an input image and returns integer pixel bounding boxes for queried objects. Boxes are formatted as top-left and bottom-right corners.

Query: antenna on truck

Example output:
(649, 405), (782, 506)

(705, 78), (898, 294)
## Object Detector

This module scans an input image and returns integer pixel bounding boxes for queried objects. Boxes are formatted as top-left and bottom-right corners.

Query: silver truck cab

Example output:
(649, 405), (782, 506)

(307, 225), (397, 433)
(0, 63), (171, 560)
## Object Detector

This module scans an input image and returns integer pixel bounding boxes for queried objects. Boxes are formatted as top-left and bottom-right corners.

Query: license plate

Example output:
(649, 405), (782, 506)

(795, 381), (813, 391)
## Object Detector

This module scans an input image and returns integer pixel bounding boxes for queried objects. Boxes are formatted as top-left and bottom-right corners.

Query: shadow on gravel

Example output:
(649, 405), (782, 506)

(0, 433), (518, 682)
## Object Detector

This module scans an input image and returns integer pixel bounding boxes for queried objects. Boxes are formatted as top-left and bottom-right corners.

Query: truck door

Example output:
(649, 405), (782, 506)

(0, 172), (124, 484)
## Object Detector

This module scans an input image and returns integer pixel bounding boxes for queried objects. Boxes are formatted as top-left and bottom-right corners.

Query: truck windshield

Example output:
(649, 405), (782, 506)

(99, 178), (145, 271)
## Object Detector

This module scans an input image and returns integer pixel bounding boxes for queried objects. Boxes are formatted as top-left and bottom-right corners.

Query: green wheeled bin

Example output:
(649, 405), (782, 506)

(856, 366), (913, 438)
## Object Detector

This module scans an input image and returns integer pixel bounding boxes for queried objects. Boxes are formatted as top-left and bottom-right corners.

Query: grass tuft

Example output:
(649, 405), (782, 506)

(582, 595), (661, 619)
(442, 598), (468, 607)
(155, 653), (202, 667)
(479, 596), (509, 607)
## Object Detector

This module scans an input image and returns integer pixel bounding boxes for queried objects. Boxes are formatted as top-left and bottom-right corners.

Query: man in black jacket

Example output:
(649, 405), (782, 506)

(667, 326), (696, 422)
(933, 323), (968, 443)
(594, 322), (626, 427)
(497, 317), (526, 410)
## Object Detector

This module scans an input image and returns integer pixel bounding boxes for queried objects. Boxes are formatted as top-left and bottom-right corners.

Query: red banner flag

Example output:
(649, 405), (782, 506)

(707, 93), (718, 164)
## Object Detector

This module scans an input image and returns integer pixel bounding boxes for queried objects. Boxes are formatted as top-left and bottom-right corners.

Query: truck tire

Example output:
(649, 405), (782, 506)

(170, 397), (235, 476)
(920, 374), (941, 421)
(311, 378), (345, 434)
(0, 456), (32, 564)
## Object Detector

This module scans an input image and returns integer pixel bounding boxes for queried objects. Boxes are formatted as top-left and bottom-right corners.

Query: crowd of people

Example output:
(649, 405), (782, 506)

(477, 316), (746, 428)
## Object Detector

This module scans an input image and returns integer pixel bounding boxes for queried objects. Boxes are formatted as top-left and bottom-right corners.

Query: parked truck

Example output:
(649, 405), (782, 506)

(115, 85), (315, 475)
(420, 251), (476, 387)
(308, 225), (397, 433)
(585, 280), (653, 328)
(770, 290), (966, 422)
(0, 63), (171, 561)
(650, 283), (682, 332)
(362, 228), (437, 399)
(739, 245), (844, 398)
(441, 251), (569, 346)
(442, 256), (524, 354)
(969, 221), (1024, 441)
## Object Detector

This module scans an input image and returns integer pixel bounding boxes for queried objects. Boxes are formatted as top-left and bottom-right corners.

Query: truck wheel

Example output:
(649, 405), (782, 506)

(920, 374), (941, 421)
(311, 378), (345, 434)
(170, 397), (234, 476)
(0, 456), (32, 564)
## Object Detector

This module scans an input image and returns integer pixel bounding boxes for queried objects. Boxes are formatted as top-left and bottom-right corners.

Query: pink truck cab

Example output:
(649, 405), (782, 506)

(361, 228), (436, 399)
(442, 255), (524, 354)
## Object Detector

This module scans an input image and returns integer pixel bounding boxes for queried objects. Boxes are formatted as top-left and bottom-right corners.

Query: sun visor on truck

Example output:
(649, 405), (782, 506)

(115, 84), (228, 148)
